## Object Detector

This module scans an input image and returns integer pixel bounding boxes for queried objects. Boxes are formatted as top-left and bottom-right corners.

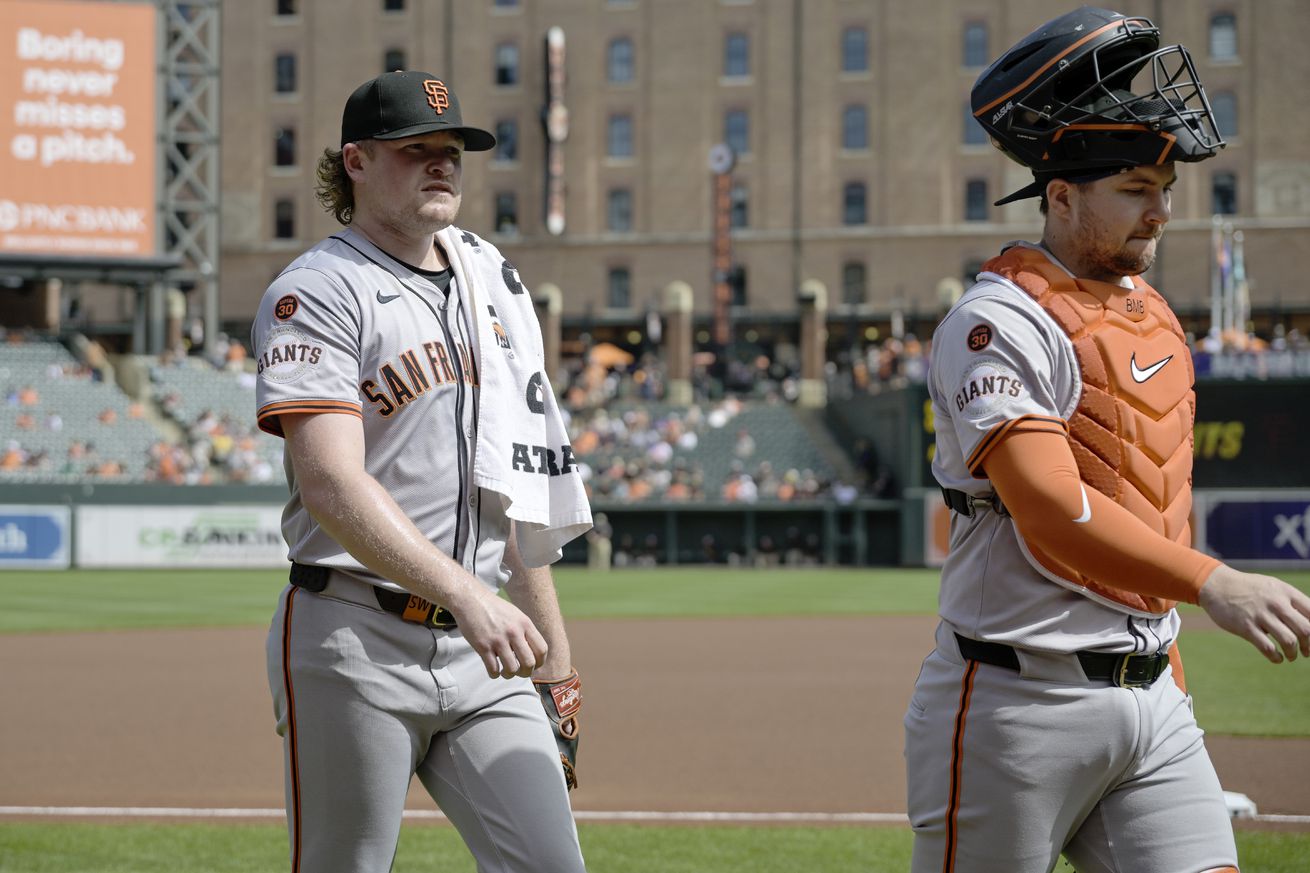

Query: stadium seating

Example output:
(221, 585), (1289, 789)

(149, 358), (285, 483)
(0, 336), (161, 482)
(567, 400), (843, 503)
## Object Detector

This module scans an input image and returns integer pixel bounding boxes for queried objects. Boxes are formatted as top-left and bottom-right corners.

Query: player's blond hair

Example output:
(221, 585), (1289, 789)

(314, 141), (374, 225)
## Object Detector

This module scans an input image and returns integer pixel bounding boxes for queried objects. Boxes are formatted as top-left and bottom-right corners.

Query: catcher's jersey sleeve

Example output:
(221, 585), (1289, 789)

(929, 281), (1080, 488)
(252, 267), (364, 437)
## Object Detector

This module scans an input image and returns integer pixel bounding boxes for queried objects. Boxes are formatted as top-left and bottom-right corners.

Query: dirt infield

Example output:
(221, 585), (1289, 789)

(1, 615), (1306, 818)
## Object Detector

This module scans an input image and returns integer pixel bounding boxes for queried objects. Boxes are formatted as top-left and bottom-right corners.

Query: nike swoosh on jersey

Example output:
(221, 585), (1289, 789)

(1129, 352), (1173, 383)
(376, 290), (401, 304)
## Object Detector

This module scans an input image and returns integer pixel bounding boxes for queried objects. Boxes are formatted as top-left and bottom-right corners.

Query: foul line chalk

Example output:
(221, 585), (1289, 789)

(0, 806), (1305, 826)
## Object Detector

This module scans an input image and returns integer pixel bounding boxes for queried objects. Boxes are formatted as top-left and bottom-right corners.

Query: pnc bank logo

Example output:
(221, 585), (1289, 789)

(423, 80), (449, 114)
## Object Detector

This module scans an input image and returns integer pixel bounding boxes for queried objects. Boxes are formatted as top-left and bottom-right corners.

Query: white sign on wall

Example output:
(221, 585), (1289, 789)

(76, 505), (288, 568)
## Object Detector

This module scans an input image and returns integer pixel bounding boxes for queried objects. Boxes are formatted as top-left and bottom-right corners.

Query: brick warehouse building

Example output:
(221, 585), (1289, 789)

(216, 0), (1310, 359)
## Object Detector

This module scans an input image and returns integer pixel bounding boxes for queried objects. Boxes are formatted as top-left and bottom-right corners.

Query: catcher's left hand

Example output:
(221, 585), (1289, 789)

(534, 669), (581, 790)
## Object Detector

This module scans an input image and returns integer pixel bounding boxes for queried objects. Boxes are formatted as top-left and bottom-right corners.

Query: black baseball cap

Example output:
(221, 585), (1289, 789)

(994, 166), (1131, 206)
(340, 70), (496, 151)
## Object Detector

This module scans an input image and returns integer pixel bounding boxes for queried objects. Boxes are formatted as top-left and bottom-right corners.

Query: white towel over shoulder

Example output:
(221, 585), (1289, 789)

(439, 226), (592, 566)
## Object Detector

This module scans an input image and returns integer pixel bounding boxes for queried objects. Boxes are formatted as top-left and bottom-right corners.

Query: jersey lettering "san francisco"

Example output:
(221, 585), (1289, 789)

(363, 339), (478, 416)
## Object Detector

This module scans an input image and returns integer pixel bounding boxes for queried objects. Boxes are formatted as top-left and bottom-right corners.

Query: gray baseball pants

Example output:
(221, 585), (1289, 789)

(266, 575), (586, 873)
(903, 621), (1238, 873)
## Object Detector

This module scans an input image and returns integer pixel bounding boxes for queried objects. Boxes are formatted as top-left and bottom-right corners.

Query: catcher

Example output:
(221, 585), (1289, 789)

(903, 8), (1310, 873)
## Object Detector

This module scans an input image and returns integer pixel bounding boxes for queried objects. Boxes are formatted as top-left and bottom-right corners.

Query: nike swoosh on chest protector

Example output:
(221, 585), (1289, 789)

(376, 290), (401, 304)
(1129, 352), (1173, 383)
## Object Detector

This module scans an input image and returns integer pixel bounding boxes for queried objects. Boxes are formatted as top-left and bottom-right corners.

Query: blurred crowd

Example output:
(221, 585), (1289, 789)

(148, 355), (277, 485)
(0, 329), (277, 484)
(6, 319), (1310, 491)
(562, 391), (859, 505)
(142, 410), (277, 485)
(1191, 325), (1310, 379)
(1, 339), (146, 479)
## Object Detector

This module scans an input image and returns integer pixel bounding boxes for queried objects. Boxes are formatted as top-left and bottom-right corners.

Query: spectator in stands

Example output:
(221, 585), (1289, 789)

(832, 479), (859, 505)
(16, 412), (35, 430)
(207, 332), (233, 369)
(224, 340), (248, 372)
(147, 439), (187, 484)
(613, 533), (636, 568)
(733, 427), (756, 460)
(777, 469), (800, 502)
(722, 462), (759, 503)
(44, 412), (63, 432)
(89, 459), (124, 478)
(18, 385), (39, 406)
(797, 468), (824, 500)
(624, 462), (653, 502)
(2, 441), (26, 470)
(97, 408), (118, 425)
(158, 390), (183, 417)
(901, 334), (929, 383)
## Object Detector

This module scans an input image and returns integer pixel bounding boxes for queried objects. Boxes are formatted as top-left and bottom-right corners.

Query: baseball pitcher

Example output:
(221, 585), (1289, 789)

(254, 71), (590, 873)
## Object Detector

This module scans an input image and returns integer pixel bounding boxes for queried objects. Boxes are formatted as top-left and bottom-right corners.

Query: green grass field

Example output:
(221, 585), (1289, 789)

(0, 822), (1307, 873)
(0, 566), (947, 632)
(5, 566), (1304, 628)
(1, 566), (1307, 872)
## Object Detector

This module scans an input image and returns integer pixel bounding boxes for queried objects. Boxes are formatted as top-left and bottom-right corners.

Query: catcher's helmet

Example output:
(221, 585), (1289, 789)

(973, 6), (1224, 204)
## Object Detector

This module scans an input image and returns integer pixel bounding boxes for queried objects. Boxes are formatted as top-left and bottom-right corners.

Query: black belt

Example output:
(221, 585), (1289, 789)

(942, 487), (1009, 518)
(289, 562), (457, 629)
(954, 633), (1169, 689)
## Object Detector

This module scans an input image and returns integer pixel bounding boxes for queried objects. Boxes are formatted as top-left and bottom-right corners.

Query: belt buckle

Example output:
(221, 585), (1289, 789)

(1114, 655), (1133, 688)
(1114, 654), (1159, 689)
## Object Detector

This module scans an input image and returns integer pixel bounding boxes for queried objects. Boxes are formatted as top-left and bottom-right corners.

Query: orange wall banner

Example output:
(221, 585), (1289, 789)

(0, 0), (156, 259)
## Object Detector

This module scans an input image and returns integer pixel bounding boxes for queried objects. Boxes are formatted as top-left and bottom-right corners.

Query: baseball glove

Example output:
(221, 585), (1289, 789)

(534, 669), (582, 790)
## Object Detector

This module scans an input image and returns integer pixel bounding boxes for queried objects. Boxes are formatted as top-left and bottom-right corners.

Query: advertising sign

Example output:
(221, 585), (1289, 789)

(1196, 492), (1310, 567)
(0, 505), (71, 568)
(0, 0), (157, 258)
(1191, 382), (1310, 488)
(76, 505), (288, 568)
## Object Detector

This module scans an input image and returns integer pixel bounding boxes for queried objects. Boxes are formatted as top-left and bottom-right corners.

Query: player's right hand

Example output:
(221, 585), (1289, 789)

(450, 587), (549, 679)
(1197, 565), (1310, 664)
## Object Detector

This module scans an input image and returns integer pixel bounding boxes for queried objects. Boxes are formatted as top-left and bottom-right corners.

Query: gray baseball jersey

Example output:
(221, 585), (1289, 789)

(253, 226), (508, 594)
(255, 226), (585, 873)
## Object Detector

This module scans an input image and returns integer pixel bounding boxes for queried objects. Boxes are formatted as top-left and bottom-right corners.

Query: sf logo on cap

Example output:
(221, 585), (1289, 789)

(423, 80), (449, 114)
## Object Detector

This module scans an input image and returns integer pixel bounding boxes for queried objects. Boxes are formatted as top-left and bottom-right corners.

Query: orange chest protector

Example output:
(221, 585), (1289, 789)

(981, 246), (1196, 615)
